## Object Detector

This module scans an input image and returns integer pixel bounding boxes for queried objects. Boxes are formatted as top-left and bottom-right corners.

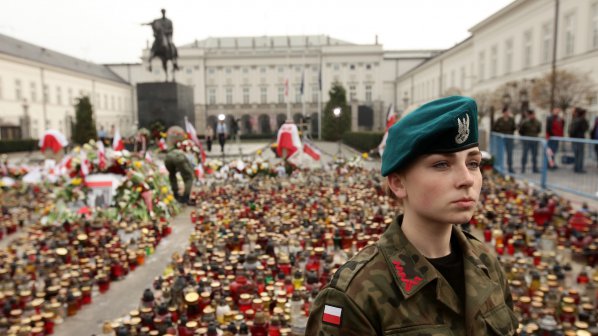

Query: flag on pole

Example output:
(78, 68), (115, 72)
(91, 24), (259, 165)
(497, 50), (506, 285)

(284, 78), (289, 97)
(80, 151), (89, 176)
(184, 117), (206, 163)
(377, 104), (398, 156)
(112, 127), (124, 151)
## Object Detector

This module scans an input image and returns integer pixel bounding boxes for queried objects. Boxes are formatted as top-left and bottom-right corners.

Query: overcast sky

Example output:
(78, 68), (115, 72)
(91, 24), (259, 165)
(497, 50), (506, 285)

(0, 0), (513, 64)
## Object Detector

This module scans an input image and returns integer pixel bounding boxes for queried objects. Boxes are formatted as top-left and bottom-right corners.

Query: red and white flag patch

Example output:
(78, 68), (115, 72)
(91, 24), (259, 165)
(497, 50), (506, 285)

(322, 305), (342, 326)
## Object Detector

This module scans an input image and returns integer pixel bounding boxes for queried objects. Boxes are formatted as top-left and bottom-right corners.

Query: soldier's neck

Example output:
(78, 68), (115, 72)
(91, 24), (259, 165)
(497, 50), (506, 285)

(400, 212), (452, 259)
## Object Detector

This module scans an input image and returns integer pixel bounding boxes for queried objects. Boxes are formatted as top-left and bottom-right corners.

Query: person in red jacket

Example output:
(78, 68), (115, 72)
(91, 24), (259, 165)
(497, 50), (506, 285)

(546, 107), (565, 169)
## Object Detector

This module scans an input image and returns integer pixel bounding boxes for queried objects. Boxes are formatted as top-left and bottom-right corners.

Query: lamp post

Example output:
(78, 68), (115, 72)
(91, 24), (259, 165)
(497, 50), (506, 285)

(333, 107), (342, 157)
(218, 114), (225, 158)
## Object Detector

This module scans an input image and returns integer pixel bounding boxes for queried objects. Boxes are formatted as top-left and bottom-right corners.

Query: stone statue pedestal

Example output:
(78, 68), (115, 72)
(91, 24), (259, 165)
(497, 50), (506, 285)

(137, 82), (194, 130)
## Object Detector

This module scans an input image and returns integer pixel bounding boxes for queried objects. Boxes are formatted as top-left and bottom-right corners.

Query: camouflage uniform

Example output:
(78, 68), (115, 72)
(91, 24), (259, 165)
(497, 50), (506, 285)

(164, 148), (194, 202)
(306, 215), (518, 336)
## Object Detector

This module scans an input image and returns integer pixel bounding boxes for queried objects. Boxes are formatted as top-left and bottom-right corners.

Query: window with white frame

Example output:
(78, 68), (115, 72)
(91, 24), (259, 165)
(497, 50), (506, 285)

(208, 88), (216, 104)
(504, 39), (513, 74)
(260, 66), (266, 74)
(30, 82), (37, 102)
(243, 87), (250, 104)
(490, 45), (498, 78)
(564, 12), (576, 56)
(208, 68), (215, 75)
(56, 86), (62, 105)
(349, 85), (356, 101)
(523, 30), (533, 68)
(333, 64), (339, 71)
(478, 51), (485, 82)
(226, 88), (233, 104)
(542, 22), (553, 63)
(365, 85), (372, 102)
(593, 3), (598, 49)
(43, 84), (49, 103)
(278, 66), (284, 73)
(460, 67), (466, 89)
(278, 86), (284, 103)
(225, 67), (232, 74)
(260, 87), (267, 103)
(243, 67), (249, 74)
(15, 79), (22, 100)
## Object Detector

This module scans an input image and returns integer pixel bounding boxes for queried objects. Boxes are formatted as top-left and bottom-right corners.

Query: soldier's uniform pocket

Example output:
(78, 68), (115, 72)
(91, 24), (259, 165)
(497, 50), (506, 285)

(385, 324), (455, 336)
(482, 303), (518, 335)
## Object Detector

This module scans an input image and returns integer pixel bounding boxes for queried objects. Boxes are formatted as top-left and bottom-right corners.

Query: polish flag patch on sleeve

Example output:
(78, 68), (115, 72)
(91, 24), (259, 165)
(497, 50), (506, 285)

(322, 304), (342, 326)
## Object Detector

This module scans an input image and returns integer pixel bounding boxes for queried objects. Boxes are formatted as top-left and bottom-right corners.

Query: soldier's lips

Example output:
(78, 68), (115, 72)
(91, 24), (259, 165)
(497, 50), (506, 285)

(452, 198), (476, 208)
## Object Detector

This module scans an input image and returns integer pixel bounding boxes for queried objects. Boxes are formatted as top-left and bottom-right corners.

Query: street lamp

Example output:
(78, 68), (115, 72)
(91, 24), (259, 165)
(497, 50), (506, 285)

(333, 107), (342, 157)
(217, 114), (225, 121)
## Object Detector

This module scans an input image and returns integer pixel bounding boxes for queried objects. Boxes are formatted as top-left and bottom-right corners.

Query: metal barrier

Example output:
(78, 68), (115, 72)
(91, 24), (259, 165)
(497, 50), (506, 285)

(490, 132), (598, 200)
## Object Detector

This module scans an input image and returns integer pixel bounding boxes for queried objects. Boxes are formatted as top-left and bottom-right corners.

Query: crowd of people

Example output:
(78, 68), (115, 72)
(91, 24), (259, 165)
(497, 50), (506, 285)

(492, 106), (598, 174)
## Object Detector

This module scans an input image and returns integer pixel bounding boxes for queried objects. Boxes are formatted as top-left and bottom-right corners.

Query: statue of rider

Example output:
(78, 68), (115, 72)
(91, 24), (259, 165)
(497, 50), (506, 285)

(143, 9), (178, 67)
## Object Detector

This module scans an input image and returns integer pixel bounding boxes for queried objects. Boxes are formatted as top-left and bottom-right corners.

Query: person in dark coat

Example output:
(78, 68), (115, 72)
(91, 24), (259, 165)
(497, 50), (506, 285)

(569, 107), (589, 173)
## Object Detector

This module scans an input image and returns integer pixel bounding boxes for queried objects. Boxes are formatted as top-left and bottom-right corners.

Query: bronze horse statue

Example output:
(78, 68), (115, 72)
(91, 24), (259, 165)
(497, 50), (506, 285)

(143, 10), (179, 82)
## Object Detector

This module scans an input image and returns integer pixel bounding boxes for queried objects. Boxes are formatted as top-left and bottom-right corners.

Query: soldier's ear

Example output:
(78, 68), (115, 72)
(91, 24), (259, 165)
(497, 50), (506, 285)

(387, 173), (407, 199)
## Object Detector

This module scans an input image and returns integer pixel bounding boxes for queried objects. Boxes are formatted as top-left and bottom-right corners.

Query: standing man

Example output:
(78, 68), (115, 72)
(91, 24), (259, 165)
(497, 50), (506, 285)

(569, 107), (589, 173)
(205, 125), (214, 152)
(216, 119), (228, 153)
(546, 107), (565, 169)
(591, 116), (598, 167)
(492, 107), (516, 174)
(519, 110), (542, 173)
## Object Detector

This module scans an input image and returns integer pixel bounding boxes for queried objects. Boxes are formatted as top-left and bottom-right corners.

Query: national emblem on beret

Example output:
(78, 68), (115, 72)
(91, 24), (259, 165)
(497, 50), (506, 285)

(455, 114), (470, 144)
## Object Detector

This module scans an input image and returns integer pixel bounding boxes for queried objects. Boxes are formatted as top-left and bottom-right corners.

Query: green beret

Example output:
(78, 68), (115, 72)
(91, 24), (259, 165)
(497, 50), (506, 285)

(381, 96), (479, 176)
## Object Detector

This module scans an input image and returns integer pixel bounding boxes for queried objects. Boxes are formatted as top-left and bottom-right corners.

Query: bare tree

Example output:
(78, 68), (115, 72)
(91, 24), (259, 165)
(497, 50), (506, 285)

(531, 69), (594, 111)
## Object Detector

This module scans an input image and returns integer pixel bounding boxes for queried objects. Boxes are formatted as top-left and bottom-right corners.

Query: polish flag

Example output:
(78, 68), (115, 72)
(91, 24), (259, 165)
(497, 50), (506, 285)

(378, 104), (398, 156)
(276, 122), (302, 158)
(80, 151), (89, 176)
(195, 164), (204, 179)
(112, 127), (124, 151)
(303, 142), (321, 161)
(158, 138), (167, 151)
(322, 305), (342, 326)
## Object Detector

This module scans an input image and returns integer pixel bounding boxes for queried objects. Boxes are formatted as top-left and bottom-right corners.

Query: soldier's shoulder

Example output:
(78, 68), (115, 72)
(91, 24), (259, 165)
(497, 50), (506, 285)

(328, 244), (380, 292)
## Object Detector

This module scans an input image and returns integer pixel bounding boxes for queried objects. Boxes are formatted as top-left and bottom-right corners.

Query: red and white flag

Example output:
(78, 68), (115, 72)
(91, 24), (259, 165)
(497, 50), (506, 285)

(97, 140), (106, 170)
(158, 138), (167, 151)
(195, 164), (204, 179)
(112, 127), (124, 151)
(322, 305), (342, 326)
(303, 141), (321, 161)
(184, 117), (206, 163)
(144, 151), (153, 163)
(80, 151), (89, 176)
(378, 104), (398, 156)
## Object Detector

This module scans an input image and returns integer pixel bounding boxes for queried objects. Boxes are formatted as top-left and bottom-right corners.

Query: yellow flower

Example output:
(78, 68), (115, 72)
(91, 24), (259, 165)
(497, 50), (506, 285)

(163, 198), (170, 205)
(134, 161), (143, 169)
(256, 149), (262, 156)
(71, 178), (82, 186)
(362, 152), (369, 159)
(167, 194), (174, 201)
(161, 186), (169, 194)
(136, 186), (142, 193)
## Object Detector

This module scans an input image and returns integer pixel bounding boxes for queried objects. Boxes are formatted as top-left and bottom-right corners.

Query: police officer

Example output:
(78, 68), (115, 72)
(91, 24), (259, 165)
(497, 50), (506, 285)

(306, 96), (518, 335)
(164, 126), (194, 204)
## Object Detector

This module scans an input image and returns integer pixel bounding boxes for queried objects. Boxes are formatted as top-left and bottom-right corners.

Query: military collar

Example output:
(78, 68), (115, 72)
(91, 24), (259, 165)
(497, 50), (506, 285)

(377, 215), (490, 301)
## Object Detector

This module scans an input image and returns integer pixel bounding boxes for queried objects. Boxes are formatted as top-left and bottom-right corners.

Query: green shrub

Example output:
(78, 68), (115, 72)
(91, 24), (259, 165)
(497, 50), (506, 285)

(0, 139), (38, 153)
(342, 132), (384, 153)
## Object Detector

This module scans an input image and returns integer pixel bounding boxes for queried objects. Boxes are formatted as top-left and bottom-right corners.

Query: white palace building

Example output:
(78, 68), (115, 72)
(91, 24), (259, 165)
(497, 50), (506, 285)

(1, 0), (597, 142)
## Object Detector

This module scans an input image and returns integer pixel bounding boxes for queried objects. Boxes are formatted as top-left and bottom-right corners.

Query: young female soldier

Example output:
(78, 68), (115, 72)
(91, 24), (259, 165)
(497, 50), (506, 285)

(306, 96), (518, 335)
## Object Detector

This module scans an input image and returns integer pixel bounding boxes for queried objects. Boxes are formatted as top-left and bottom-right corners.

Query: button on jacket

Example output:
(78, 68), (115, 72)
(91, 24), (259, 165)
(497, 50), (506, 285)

(306, 215), (518, 336)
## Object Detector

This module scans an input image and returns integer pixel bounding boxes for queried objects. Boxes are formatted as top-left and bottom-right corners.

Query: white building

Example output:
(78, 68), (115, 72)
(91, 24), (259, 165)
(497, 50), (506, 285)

(0, 33), (134, 140)
(396, 0), (598, 125)
(108, 36), (436, 136)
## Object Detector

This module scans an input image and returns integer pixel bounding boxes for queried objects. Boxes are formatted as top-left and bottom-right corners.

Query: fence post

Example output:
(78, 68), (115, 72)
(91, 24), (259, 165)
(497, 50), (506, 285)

(540, 139), (548, 189)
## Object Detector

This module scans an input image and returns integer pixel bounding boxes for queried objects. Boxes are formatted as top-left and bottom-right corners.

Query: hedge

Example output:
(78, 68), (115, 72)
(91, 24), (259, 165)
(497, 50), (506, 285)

(342, 132), (384, 153)
(0, 139), (38, 153)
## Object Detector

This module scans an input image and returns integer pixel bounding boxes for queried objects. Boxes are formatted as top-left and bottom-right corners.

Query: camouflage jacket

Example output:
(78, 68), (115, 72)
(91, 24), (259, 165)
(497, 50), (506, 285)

(164, 149), (194, 178)
(492, 116), (516, 135)
(306, 216), (518, 336)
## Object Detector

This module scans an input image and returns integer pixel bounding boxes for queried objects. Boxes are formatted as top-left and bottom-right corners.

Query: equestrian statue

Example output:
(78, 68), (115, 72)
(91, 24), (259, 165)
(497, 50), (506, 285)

(142, 9), (179, 82)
